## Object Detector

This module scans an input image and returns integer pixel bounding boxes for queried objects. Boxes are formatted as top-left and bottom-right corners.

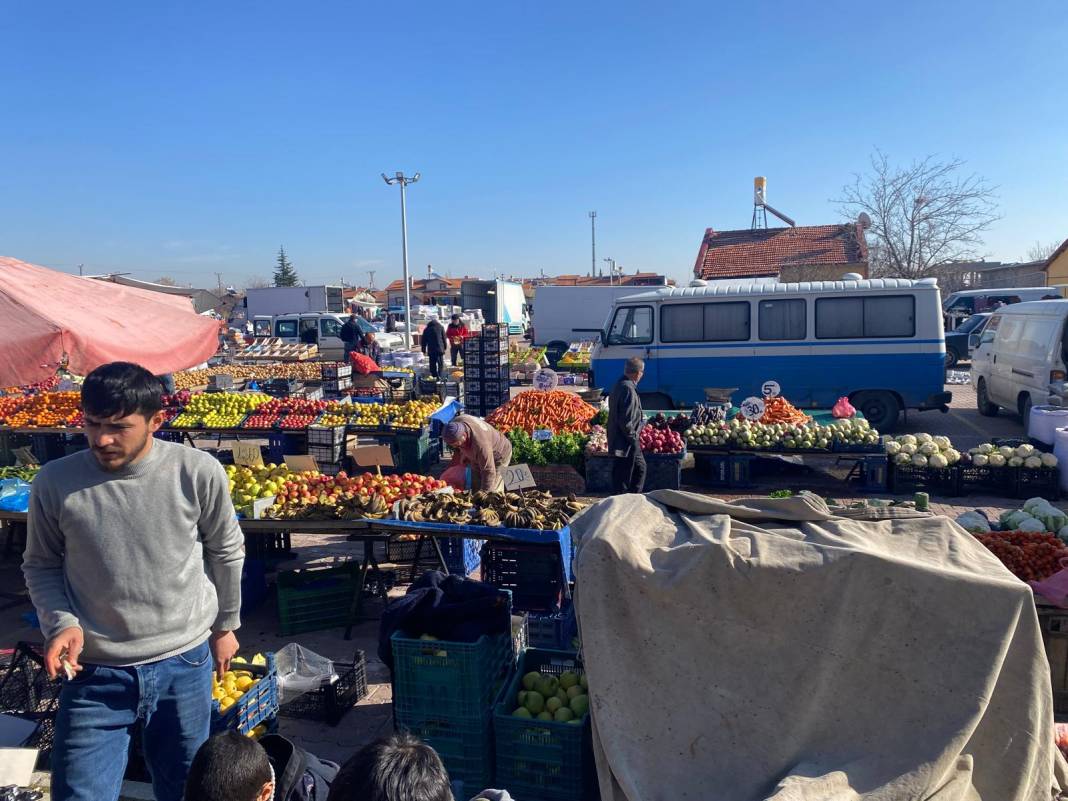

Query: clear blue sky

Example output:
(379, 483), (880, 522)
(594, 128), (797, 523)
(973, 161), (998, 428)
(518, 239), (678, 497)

(3, 1), (1066, 289)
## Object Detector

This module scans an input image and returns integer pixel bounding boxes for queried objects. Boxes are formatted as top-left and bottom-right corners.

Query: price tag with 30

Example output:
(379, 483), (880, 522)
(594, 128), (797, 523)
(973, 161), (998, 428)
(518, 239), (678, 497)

(739, 397), (766, 421)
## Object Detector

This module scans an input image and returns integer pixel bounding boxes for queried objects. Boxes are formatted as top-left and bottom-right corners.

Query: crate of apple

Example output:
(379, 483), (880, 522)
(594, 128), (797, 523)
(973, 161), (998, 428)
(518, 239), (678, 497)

(161, 390), (193, 408)
(242, 413), (284, 430)
(269, 470), (447, 519)
(258, 398), (328, 416)
(279, 414), (318, 430)
(639, 425), (684, 455)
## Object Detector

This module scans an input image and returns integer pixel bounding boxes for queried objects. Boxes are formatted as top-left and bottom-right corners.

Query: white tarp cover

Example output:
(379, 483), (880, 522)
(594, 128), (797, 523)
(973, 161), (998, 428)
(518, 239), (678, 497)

(571, 490), (1067, 801)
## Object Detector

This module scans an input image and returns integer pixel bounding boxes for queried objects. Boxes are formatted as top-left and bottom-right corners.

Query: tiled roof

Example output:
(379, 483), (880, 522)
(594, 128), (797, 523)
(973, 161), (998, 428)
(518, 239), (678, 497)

(694, 224), (868, 280)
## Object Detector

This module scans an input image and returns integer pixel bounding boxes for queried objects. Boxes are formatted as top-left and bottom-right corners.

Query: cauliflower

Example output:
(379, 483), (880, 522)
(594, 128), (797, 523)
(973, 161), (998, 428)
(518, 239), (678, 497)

(916, 433), (933, 444)
(1015, 443), (1036, 458)
(1009, 456), (1024, 467)
(919, 441), (939, 456)
(998, 446), (1015, 459)
(928, 453), (948, 469)
(978, 443), (995, 455)
(911, 454), (929, 467)
(893, 452), (911, 465)
(933, 436), (951, 450)
(898, 434), (917, 446)
(989, 454), (1007, 467)
(1042, 453), (1059, 468)
(884, 441), (902, 456)
(972, 453), (989, 467)
(944, 449), (961, 465)
(900, 443), (917, 456)
(1024, 456), (1043, 469)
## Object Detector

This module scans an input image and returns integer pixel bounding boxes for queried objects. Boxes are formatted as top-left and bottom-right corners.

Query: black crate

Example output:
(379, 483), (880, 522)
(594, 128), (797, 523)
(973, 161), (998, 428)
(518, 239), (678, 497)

(959, 464), (1016, 495)
(463, 338), (483, 358)
(887, 463), (961, 496)
(323, 377), (352, 392)
(308, 442), (345, 464)
(483, 381), (502, 395)
(464, 379), (482, 395)
(279, 651), (368, 725)
(481, 363), (506, 381)
(0, 642), (62, 761)
(464, 364), (481, 379)
(481, 542), (566, 613)
(482, 337), (505, 355)
(481, 323), (509, 339)
(1016, 467), (1060, 499)
(1039, 608), (1068, 715)
(466, 392), (484, 410)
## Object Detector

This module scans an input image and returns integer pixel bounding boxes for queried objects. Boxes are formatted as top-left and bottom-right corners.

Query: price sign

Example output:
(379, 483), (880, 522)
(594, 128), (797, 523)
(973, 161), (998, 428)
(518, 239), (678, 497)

(233, 442), (264, 467)
(503, 463), (537, 491)
(739, 396), (766, 421)
(533, 369), (559, 391)
(284, 454), (319, 473)
(761, 380), (781, 398)
(350, 444), (395, 469)
(532, 429), (553, 441)
(14, 447), (39, 467)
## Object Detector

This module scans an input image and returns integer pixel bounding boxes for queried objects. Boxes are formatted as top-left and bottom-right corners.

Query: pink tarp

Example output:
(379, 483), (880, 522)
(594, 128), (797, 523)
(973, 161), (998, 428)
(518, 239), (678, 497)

(0, 256), (221, 386)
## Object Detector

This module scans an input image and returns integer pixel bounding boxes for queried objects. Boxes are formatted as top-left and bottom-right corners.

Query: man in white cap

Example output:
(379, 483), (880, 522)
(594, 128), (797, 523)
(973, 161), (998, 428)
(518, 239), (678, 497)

(443, 415), (512, 492)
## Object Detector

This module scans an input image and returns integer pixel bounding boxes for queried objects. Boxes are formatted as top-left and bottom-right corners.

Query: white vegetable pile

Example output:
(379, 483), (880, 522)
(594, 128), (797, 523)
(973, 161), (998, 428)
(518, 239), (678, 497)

(966, 442), (1058, 469)
(883, 434), (961, 469)
(1000, 497), (1068, 537)
(685, 418), (879, 451)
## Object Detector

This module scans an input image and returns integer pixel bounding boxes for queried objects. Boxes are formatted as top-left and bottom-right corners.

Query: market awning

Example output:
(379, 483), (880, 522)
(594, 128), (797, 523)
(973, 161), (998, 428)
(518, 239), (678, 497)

(0, 256), (221, 386)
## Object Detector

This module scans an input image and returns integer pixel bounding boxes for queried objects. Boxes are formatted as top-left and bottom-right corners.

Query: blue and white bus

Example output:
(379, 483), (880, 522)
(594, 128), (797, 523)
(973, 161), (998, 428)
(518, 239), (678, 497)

(587, 278), (951, 430)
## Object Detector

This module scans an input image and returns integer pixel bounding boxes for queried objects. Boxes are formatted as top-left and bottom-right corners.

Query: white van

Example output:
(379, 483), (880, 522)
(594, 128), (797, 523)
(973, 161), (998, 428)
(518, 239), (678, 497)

(271, 312), (402, 360)
(942, 288), (1057, 329)
(971, 300), (1068, 428)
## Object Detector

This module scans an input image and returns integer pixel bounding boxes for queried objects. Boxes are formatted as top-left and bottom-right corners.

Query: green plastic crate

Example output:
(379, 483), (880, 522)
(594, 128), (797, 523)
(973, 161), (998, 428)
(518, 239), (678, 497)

(276, 562), (358, 635)
(394, 431), (435, 473)
(493, 648), (591, 801)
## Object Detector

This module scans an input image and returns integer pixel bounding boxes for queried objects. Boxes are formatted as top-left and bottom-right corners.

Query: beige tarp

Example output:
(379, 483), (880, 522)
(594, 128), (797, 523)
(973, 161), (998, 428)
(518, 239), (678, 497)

(571, 491), (1067, 801)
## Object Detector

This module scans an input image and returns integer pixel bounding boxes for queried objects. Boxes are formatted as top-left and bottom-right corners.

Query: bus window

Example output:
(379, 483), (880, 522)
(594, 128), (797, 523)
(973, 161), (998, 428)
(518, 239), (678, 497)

(607, 306), (653, 345)
(275, 319), (298, 338)
(815, 295), (915, 338)
(661, 302), (749, 342)
(758, 299), (806, 340)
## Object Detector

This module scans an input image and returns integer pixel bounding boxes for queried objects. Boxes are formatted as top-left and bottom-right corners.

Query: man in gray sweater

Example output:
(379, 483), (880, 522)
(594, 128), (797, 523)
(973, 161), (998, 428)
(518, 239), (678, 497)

(23, 362), (245, 801)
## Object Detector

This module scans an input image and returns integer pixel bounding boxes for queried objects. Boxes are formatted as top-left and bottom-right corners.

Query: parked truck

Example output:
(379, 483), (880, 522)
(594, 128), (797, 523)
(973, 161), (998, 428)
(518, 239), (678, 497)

(244, 285), (345, 319)
(532, 285), (650, 364)
(460, 280), (528, 335)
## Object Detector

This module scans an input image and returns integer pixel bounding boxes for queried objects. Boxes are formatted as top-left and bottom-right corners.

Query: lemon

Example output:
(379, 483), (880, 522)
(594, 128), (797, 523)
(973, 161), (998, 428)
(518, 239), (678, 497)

(236, 676), (254, 691)
(219, 697), (236, 711)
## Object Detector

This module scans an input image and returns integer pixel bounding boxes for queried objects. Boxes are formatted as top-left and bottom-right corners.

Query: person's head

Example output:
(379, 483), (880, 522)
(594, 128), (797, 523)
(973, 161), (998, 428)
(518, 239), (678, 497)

(184, 731), (274, 801)
(442, 421), (470, 449)
(451, 314), (460, 324)
(327, 733), (452, 801)
(81, 362), (165, 471)
(624, 356), (644, 384)
(364, 331), (376, 344)
(349, 314), (358, 323)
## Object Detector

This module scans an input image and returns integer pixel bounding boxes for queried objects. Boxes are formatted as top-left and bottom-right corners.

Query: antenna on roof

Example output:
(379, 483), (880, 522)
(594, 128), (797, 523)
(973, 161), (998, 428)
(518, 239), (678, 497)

(751, 177), (796, 229)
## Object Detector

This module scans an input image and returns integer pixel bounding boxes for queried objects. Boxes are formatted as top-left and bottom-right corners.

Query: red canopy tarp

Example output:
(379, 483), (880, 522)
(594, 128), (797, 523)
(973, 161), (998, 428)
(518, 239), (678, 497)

(0, 256), (221, 386)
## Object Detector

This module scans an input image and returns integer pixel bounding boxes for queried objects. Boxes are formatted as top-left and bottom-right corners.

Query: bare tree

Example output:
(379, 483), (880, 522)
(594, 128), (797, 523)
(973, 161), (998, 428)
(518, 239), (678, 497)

(244, 275), (272, 289)
(837, 150), (999, 280)
(156, 276), (178, 286)
(1024, 240), (1060, 263)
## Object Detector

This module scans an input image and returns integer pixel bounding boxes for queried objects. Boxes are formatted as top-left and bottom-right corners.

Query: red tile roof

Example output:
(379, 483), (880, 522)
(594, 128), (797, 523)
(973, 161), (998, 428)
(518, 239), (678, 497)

(694, 224), (868, 280)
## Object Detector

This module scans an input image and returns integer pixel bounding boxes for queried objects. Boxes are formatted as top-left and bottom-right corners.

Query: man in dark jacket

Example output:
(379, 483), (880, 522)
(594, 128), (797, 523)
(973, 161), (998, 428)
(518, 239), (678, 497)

(421, 318), (448, 378)
(339, 315), (359, 362)
(607, 357), (646, 493)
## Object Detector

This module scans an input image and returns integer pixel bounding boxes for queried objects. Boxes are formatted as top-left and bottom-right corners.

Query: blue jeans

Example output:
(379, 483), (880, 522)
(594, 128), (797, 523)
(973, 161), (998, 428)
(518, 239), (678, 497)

(52, 640), (213, 801)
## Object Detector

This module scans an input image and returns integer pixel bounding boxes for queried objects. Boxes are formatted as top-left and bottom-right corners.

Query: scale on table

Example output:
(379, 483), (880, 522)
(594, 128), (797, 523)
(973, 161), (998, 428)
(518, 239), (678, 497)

(698, 387), (738, 422)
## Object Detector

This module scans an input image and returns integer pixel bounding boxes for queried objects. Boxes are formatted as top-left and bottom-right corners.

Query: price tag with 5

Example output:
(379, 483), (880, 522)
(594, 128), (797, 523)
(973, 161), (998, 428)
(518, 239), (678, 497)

(739, 397), (766, 421)
(761, 380), (781, 398)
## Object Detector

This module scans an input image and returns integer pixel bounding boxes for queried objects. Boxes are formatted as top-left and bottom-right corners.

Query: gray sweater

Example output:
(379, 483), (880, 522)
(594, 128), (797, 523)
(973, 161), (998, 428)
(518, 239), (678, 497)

(23, 439), (245, 666)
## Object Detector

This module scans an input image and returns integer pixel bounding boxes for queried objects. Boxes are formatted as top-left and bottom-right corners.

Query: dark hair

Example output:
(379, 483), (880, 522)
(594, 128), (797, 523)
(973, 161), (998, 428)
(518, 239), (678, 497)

(184, 732), (272, 801)
(327, 733), (453, 801)
(451, 314), (460, 322)
(81, 362), (163, 420)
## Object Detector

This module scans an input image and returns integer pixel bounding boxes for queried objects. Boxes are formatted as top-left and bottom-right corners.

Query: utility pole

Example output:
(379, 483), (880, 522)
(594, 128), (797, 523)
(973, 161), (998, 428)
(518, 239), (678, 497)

(382, 171), (421, 350)
(603, 258), (616, 285)
(589, 211), (597, 277)
(214, 272), (224, 293)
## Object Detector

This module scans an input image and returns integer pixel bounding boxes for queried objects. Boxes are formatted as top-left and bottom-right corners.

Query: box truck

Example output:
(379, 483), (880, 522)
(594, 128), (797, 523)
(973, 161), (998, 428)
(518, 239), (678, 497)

(244, 285), (345, 319)
(460, 280), (528, 335)
(532, 285), (650, 357)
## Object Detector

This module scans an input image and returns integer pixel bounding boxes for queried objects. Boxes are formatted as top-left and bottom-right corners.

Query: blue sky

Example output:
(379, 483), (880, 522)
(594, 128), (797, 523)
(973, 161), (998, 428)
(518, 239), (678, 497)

(3, 1), (1066, 289)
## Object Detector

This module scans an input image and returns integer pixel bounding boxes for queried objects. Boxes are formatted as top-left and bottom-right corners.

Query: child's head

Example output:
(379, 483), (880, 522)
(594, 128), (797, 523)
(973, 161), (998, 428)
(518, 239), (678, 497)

(184, 731), (274, 801)
(327, 733), (453, 801)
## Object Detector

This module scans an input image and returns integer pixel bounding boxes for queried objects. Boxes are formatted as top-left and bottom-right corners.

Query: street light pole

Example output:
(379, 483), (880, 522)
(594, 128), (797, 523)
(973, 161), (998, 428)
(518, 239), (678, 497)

(382, 171), (421, 350)
(589, 211), (597, 277)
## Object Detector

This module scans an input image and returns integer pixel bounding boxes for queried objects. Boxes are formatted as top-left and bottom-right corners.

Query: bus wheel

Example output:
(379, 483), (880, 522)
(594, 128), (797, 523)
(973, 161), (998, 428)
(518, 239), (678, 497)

(851, 391), (901, 432)
(640, 392), (675, 411)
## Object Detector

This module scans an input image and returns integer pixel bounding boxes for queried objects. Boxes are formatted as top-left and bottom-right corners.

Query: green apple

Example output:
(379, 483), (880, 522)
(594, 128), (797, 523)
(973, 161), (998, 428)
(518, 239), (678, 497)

(512, 707), (532, 718)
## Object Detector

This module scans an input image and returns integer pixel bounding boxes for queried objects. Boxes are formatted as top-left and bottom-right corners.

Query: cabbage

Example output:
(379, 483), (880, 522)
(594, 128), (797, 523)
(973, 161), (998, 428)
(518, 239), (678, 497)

(1024, 497), (1049, 514)
(944, 449), (961, 465)
(1015, 444), (1036, 458)
(933, 436), (951, 450)
(928, 453), (948, 469)
(911, 454), (929, 467)
(1009, 456), (1024, 467)
(1043, 453), (1059, 468)
(884, 441), (901, 455)
(979, 443), (995, 455)
(1004, 510), (1032, 528)
(893, 452), (911, 465)
(998, 446), (1015, 458)
(989, 454), (1007, 467)
(919, 441), (939, 456)
(956, 511), (991, 533)
(972, 453), (989, 467)
(1025, 456), (1043, 469)
(1018, 517), (1046, 533)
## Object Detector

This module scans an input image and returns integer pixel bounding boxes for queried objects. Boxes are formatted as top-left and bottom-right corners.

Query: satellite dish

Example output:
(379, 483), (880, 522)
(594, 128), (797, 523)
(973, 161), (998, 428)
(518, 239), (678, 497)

(857, 212), (872, 230)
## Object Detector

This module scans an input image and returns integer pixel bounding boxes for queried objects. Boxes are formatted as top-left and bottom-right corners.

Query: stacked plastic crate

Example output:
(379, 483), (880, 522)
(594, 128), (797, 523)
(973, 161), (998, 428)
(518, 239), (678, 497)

(462, 324), (511, 417)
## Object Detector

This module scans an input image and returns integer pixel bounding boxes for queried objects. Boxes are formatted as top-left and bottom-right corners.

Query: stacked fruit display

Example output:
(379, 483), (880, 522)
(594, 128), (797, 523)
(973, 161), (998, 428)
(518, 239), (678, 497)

(211, 653), (268, 712)
(0, 391), (82, 428)
(884, 434), (961, 468)
(509, 669), (589, 723)
(161, 390), (193, 408)
(316, 412), (348, 427)
(240, 412), (284, 430)
(279, 413), (318, 429)
(2, 375), (62, 395)
(175, 363), (322, 390)
(256, 397), (329, 417)
(965, 442), (1059, 469)
(974, 530), (1068, 582)
(170, 392), (270, 429)
(389, 399), (439, 430)
(685, 417), (877, 451)
(265, 470), (447, 520)
(226, 463), (293, 514)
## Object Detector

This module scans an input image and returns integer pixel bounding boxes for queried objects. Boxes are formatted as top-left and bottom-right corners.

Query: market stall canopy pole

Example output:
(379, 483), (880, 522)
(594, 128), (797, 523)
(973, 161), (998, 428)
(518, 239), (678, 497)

(0, 257), (221, 386)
